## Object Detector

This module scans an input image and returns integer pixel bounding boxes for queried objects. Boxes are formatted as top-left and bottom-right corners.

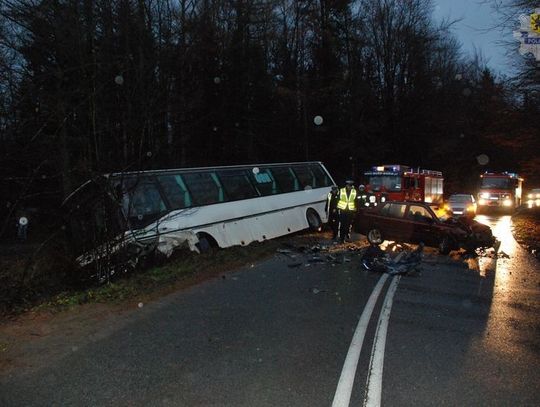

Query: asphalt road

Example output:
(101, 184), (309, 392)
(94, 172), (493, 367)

(1, 214), (539, 406)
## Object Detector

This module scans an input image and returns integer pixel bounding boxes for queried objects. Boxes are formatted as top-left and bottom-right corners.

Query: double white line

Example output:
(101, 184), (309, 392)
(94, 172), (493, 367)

(332, 274), (401, 407)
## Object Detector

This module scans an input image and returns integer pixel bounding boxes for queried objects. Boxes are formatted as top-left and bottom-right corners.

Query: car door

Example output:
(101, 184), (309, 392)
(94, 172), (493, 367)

(373, 202), (408, 241)
(406, 204), (439, 245)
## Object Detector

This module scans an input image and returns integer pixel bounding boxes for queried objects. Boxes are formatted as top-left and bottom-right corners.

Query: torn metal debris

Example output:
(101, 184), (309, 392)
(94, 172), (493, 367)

(361, 243), (424, 275)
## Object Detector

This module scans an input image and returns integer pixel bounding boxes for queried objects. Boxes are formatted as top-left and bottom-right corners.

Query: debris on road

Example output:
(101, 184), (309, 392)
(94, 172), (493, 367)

(287, 261), (303, 268)
(277, 240), (367, 267)
(278, 238), (423, 277)
(498, 251), (510, 259)
(361, 243), (424, 276)
(465, 244), (509, 259)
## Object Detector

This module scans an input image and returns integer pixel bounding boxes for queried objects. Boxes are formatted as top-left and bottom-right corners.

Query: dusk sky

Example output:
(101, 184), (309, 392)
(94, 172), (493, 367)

(433, 0), (514, 76)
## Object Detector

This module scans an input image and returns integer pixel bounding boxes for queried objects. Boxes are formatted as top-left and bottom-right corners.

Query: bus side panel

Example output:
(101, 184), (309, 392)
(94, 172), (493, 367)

(190, 190), (329, 248)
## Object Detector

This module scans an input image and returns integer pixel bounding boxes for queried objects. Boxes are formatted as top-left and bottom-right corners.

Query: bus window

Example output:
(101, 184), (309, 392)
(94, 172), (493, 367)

(183, 172), (224, 205)
(251, 168), (279, 196)
(271, 167), (298, 192)
(218, 170), (258, 201)
(309, 164), (332, 187)
(293, 165), (314, 189)
(156, 175), (192, 209)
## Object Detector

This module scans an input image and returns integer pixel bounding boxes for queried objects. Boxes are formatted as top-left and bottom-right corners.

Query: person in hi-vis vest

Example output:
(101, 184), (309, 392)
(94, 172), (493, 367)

(336, 180), (357, 243)
(357, 184), (368, 208)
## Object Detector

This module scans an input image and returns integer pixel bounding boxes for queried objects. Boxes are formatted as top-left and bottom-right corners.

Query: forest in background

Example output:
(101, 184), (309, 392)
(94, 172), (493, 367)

(0, 0), (539, 238)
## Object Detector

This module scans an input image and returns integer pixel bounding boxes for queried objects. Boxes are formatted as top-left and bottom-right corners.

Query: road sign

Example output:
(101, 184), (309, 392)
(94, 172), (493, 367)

(514, 9), (540, 61)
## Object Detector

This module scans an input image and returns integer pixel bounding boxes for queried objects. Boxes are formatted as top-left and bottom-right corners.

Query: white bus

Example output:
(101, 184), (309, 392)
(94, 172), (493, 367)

(64, 162), (336, 277)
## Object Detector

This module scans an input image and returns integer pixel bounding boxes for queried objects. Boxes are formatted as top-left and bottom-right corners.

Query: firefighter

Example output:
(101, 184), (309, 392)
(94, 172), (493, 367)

(325, 185), (340, 240)
(364, 184), (376, 207)
(337, 180), (357, 243)
(357, 184), (368, 208)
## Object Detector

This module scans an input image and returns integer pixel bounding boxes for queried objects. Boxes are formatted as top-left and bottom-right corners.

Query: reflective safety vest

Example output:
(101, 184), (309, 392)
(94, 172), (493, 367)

(337, 188), (357, 211)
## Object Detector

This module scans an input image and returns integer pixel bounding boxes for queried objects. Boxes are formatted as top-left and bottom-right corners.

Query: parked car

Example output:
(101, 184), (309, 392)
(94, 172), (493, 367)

(526, 188), (540, 207)
(445, 194), (477, 217)
(355, 201), (497, 255)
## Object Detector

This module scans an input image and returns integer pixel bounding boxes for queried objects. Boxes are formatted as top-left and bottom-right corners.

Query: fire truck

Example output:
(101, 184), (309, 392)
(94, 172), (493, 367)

(477, 172), (523, 211)
(363, 164), (444, 207)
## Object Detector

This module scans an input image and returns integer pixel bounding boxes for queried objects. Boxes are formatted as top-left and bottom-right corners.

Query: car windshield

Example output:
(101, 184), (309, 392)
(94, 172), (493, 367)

(430, 204), (451, 221)
(449, 195), (471, 203)
(480, 177), (513, 189)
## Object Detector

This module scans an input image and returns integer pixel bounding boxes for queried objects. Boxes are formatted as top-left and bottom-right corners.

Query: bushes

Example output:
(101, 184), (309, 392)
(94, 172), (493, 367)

(0, 240), (77, 315)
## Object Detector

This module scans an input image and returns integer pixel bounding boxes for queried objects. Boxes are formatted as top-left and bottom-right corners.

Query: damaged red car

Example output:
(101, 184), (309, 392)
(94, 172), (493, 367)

(354, 201), (498, 255)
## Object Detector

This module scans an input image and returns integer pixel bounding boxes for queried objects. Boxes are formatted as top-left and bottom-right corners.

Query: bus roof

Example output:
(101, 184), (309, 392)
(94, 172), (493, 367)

(106, 161), (326, 178)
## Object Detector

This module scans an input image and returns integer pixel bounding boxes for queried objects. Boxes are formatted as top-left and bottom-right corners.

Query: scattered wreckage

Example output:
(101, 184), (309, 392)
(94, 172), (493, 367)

(360, 242), (424, 275)
(354, 201), (499, 255)
(276, 241), (424, 276)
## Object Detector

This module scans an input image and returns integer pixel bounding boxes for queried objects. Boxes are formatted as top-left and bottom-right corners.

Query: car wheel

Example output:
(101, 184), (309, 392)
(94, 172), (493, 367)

(438, 235), (453, 255)
(306, 209), (322, 232)
(367, 228), (383, 245)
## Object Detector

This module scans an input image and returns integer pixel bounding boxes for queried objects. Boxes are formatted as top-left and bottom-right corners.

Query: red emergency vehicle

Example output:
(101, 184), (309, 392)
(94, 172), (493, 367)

(363, 164), (444, 206)
(477, 172), (523, 211)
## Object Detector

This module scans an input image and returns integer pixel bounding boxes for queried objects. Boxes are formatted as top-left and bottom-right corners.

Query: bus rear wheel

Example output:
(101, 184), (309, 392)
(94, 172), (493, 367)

(306, 209), (322, 232)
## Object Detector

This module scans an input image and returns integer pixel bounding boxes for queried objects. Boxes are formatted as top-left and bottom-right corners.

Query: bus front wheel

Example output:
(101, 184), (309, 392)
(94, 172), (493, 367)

(196, 233), (216, 253)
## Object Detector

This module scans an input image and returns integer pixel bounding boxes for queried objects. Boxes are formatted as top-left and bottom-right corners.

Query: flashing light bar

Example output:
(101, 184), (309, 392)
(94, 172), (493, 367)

(372, 164), (407, 172)
(482, 171), (521, 179)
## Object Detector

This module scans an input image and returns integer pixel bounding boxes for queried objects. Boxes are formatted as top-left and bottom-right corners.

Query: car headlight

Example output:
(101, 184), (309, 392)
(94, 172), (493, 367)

(503, 199), (512, 206)
(528, 193), (533, 199)
(381, 196), (386, 202)
(478, 198), (487, 205)
(480, 193), (490, 199)
(369, 196), (376, 203)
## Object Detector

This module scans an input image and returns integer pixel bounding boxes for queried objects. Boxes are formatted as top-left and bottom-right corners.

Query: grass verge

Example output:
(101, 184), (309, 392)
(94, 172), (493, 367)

(14, 232), (323, 317)
(512, 206), (540, 255)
